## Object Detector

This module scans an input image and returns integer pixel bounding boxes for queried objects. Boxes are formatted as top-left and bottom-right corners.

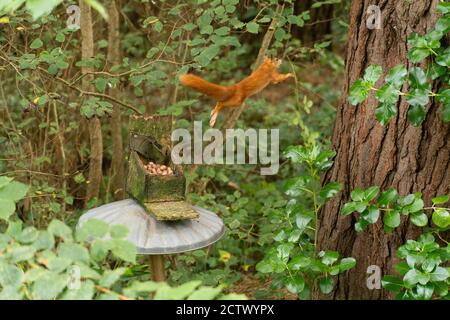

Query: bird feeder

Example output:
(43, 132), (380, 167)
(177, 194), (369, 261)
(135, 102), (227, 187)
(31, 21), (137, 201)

(77, 115), (225, 282)
(126, 115), (198, 221)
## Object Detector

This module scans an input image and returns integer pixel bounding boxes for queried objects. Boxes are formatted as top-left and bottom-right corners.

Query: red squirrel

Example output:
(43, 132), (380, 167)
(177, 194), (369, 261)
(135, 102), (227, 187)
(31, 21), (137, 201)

(179, 57), (293, 127)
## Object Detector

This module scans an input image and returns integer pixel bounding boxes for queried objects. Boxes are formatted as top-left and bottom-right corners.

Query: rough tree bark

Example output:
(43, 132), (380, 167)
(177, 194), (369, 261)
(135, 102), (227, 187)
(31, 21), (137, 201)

(80, 0), (103, 204)
(108, 0), (125, 200)
(314, 0), (450, 300)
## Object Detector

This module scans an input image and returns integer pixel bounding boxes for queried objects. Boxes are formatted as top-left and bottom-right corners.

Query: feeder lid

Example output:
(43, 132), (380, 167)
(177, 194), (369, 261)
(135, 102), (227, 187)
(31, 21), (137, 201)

(77, 199), (225, 255)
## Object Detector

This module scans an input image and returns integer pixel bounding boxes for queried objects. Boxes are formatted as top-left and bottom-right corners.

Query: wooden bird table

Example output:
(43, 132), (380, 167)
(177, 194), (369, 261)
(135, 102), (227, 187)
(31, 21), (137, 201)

(78, 115), (225, 281)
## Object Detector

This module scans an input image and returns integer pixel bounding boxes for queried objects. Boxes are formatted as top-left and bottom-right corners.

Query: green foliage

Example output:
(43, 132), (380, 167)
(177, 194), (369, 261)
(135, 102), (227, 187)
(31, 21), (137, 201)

(348, 6), (450, 125)
(0, 178), (245, 300)
(382, 233), (450, 300)
(341, 184), (449, 300)
(256, 142), (355, 298)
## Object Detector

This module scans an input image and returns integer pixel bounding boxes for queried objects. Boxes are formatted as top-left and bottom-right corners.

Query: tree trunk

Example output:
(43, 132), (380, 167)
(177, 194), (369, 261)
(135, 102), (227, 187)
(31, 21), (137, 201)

(80, 0), (103, 204)
(108, 0), (125, 200)
(315, 0), (450, 300)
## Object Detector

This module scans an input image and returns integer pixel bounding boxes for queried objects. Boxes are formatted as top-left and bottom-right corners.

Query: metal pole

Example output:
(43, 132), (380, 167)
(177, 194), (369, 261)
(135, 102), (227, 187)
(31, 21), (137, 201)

(150, 255), (166, 281)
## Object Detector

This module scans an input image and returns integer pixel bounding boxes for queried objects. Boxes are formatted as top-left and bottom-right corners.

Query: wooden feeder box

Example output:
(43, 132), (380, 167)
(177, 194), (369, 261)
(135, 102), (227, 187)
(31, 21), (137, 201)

(126, 115), (198, 221)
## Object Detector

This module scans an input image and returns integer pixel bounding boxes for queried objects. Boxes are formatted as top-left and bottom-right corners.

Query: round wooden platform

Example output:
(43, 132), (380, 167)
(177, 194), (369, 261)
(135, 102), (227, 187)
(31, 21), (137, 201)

(77, 199), (225, 255)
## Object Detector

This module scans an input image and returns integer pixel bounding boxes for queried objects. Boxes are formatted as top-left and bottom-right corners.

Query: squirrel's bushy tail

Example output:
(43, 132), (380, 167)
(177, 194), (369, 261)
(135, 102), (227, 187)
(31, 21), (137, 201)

(179, 74), (234, 102)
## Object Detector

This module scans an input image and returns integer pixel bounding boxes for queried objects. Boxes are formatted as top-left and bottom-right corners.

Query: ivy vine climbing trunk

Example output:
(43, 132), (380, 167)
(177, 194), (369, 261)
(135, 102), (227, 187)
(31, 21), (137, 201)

(80, 0), (103, 205)
(314, 0), (450, 299)
(108, 0), (125, 200)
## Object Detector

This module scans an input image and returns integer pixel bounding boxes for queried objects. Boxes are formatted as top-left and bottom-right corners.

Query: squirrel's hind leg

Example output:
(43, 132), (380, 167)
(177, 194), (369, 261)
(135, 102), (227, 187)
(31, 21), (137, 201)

(210, 103), (223, 127)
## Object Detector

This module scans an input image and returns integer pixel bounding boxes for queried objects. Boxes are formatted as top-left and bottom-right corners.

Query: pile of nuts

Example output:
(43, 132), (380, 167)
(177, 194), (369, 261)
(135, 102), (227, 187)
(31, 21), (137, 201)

(144, 161), (174, 176)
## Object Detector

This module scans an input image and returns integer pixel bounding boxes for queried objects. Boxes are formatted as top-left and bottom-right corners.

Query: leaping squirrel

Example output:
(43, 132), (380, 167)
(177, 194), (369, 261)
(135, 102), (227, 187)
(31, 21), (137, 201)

(179, 57), (294, 127)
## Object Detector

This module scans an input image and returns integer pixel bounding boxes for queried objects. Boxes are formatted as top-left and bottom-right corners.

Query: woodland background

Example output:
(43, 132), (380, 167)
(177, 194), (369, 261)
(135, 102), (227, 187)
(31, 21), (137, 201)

(0, 0), (449, 300)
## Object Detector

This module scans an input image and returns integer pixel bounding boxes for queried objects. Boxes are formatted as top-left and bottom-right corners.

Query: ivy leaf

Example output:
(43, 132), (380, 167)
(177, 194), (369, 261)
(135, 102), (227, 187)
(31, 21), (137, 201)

(286, 275), (305, 294)
(361, 206), (380, 224)
(436, 47), (450, 67)
(407, 89), (429, 107)
(318, 277), (334, 294)
(385, 64), (408, 87)
(432, 195), (449, 205)
(348, 80), (371, 105)
(408, 67), (429, 90)
(376, 83), (400, 105)
(375, 103), (397, 125)
(384, 210), (401, 228)
(363, 65), (383, 83)
(382, 276), (404, 292)
(378, 188), (398, 206)
(407, 104), (426, 126)
(338, 257), (356, 272)
(432, 209), (450, 228)
(410, 212), (428, 227)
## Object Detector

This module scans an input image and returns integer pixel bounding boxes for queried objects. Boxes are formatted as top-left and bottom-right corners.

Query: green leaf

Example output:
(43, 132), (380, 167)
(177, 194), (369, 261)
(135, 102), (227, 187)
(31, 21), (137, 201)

(375, 103), (397, 125)
(61, 280), (95, 300)
(363, 65), (383, 83)
(319, 182), (342, 200)
(407, 104), (426, 126)
(436, 47), (450, 67)
(376, 83), (400, 105)
(378, 188), (398, 207)
(186, 286), (222, 300)
(111, 239), (136, 263)
(408, 48), (431, 63)
(385, 64), (408, 88)
(430, 267), (449, 282)
(361, 206), (380, 224)
(364, 186), (380, 201)
(93, 78), (107, 92)
(9, 245), (36, 263)
(408, 67), (429, 89)
(0, 264), (24, 288)
(0, 198), (16, 221)
(286, 275), (305, 294)
(48, 219), (73, 241)
(0, 181), (29, 201)
(32, 273), (68, 300)
(154, 281), (201, 300)
(432, 209), (450, 228)
(410, 212), (428, 227)
(348, 79), (371, 105)
(320, 250), (339, 265)
(407, 89), (429, 107)
(30, 38), (43, 49)
(384, 210), (401, 228)
(16, 226), (38, 243)
(58, 243), (90, 263)
(381, 276), (404, 292)
(338, 257), (356, 272)
(432, 195), (449, 205)
(256, 260), (273, 273)
(246, 22), (259, 34)
(350, 188), (365, 201)
(288, 256), (311, 270)
(341, 202), (358, 215)
(77, 219), (109, 241)
(0, 177), (13, 189)
(319, 277), (334, 294)
(110, 224), (128, 239)
(274, 28), (286, 41)
(99, 268), (126, 288)
(26, 0), (63, 20)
